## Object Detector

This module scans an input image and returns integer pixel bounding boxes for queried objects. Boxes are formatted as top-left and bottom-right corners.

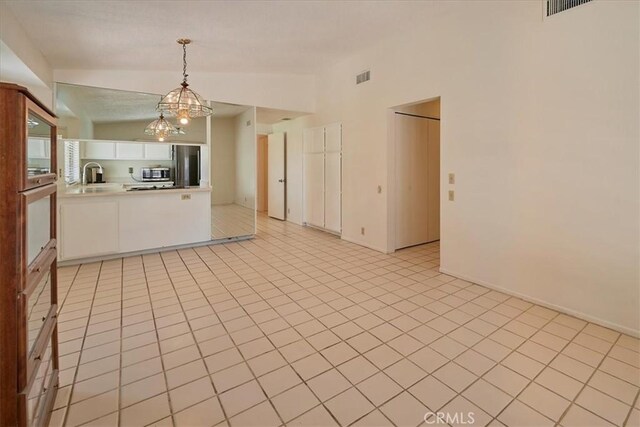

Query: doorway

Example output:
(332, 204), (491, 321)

(392, 98), (441, 250)
(256, 134), (268, 213)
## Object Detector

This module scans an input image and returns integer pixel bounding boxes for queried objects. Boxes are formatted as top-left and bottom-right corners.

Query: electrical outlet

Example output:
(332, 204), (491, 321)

(181, 194), (191, 200)
(287, 208), (290, 214)
(361, 227), (365, 235)
(448, 173), (455, 185)
(128, 167), (133, 174)
(448, 190), (455, 201)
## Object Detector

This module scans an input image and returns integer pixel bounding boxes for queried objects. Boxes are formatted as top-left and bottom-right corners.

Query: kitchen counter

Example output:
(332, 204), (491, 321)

(57, 183), (212, 262)
(60, 183), (211, 198)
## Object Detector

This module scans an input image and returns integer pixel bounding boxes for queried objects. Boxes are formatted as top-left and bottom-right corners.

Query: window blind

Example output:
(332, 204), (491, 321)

(64, 140), (80, 184)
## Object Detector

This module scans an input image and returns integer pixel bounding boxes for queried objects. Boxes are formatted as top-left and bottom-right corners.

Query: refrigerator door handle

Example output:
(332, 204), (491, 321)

(197, 149), (201, 184)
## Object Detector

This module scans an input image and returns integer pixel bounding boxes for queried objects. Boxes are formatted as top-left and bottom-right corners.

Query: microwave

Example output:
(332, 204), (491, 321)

(141, 167), (171, 182)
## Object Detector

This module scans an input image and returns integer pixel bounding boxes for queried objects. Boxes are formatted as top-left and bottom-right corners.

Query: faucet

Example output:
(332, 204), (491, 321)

(82, 162), (104, 185)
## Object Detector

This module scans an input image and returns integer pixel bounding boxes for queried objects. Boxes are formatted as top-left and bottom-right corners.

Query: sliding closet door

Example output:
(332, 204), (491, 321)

(324, 124), (341, 233)
(303, 128), (325, 228)
(395, 113), (430, 249)
(426, 119), (440, 242)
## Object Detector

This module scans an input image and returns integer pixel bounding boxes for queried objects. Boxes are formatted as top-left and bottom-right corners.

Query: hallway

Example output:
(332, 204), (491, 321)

(51, 216), (639, 427)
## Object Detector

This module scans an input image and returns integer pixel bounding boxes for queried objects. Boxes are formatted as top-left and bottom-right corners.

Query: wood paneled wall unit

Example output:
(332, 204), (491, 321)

(0, 82), (59, 427)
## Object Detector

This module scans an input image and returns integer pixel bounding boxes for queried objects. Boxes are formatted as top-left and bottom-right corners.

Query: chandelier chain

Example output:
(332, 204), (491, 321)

(182, 42), (188, 83)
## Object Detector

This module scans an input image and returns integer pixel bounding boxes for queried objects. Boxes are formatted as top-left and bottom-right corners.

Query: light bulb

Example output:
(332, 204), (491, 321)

(177, 110), (190, 125)
(158, 136), (165, 142)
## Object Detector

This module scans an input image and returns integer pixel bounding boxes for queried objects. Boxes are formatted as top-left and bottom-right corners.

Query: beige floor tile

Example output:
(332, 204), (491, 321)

(271, 383), (320, 422)
(219, 380), (267, 417)
(357, 372), (403, 406)
(211, 362), (254, 392)
(351, 409), (393, 427)
(228, 401), (282, 427)
(165, 359), (209, 389)
(438, 396), (492, 427)
(120, 393), (171, 427)
(463, 378), (512, 416)
(204, 347), (243, 374)
(380, 391), (429, 427)
(169, 377), (216, 412)
(75, 354), (120, 382)
(65, 389), (119, 427)
(321, 341), (359, 366)
(384, 359), (427, 389)
(433, 362), (477, 393)
(560, 404), (615, 427)
(289, 405), (338, 426)
(501, 351), (544, 379)
(600, 357), (640, 386)
(483, 364), (530, 396)
(472, 338), (511, 362)
(292, 352), (332, 380)
(517, 340), (557, 364)
(519, 382), (570, 421)
(121, 373), (167, 408)
(550, 354), (595, 382)
(576, 386), (631, 425)
(588, 370), (638, 404)
(498, 399), (554, 427)
(258, 365), (302, 397)
(326, 387), (375, 426)
(70, 370), (119, 404)
(247, 350), (287, 377)
(407, 346), (448, 373)
(338, 355), (379, 384)
(174, 397), (225, 427)
(348, 331), (383, 353)
(278, 339), (315, 363)
(534, 367), (583, 400)
(409, 375), (456, 411)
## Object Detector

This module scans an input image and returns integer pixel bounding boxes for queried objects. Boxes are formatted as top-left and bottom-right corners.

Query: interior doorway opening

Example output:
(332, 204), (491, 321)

(390, 97), (441, 251)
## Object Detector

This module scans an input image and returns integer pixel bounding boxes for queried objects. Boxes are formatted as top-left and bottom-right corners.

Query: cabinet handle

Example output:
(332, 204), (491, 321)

(34, 355), (41, 361)
(41, 317), (46, 322)
(36, 179), (41, 184)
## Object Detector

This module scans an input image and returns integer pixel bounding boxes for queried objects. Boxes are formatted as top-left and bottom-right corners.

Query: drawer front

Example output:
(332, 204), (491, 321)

(19, 335), (58, 427)
(25, 264), (54, 353)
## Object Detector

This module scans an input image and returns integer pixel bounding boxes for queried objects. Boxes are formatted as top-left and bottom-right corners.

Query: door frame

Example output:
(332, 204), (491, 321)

(386, 96), (441, 253)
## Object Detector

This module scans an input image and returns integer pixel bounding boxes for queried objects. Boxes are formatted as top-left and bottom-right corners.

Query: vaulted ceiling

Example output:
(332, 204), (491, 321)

(6, 0), (432, 75)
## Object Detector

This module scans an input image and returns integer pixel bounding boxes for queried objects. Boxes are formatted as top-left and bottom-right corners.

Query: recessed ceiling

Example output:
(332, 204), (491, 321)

(57, 83), (250, 123)
(5, 1), (432, 74)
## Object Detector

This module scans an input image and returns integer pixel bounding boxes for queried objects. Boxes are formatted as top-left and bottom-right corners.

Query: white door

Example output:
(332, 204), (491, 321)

(303, 127), (326, 227)
(268, 132), (286, 220)
(324, 124), (342, 233)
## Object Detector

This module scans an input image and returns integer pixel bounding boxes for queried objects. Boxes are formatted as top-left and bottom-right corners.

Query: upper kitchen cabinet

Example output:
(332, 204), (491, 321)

(115, 142), (144, 159)
(144, 143), (173, 160)
(82, 141), (116, 159)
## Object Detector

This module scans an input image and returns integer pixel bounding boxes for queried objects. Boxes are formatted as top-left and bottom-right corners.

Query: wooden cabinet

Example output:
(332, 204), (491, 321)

(0, 83), (59, 427)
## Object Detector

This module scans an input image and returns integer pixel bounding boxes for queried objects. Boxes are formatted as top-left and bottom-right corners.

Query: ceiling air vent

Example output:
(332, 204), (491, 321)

(356, 70), (370, 85)
(546, 0), (592, 17)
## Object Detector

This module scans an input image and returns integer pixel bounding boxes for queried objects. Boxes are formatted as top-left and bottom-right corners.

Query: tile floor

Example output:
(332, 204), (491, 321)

(211, 204), (255, 240)
(50, 215), (640, 427)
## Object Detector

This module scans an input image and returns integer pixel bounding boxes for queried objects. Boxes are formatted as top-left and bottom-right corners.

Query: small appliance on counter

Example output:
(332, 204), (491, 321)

(141, 167), (171, 182)
(173, 145), (201, 187)
(85, 165), (106, 184)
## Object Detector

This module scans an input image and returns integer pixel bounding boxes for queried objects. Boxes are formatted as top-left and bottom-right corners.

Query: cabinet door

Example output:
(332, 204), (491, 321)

(24, 102), (57, 190)
(116, 143), (145, 160)
(27, 138), (48, 159)
(144, 143), (172, 160)
(303, 153), (324, 227)
(60, 201), (119, 260)
(324, 152), (341, 233)
(83, 141), (116, 159)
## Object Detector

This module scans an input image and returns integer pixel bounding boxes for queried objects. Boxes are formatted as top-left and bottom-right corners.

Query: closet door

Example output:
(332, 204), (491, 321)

(303, 128), (325, 228)
(426, 119), (440, 242)
(324, 124), (341, 233)
(395, 114), (430, 249)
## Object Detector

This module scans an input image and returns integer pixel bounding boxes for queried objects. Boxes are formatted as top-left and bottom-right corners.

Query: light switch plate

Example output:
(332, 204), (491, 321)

(181, 194), (191, 200)
(448, 190), (455, 201)
(449, 173), (455, 185)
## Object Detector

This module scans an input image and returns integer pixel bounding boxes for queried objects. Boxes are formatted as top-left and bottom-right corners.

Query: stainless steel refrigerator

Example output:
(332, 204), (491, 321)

(173, 145), (201, 187)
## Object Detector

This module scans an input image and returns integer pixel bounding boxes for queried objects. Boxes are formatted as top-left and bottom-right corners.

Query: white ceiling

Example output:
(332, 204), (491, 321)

(5, 0), (431, 74)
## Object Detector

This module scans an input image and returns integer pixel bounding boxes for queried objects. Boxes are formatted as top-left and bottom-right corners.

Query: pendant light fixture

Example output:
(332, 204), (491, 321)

(144, 111), (178, 142)
(157, 38), (213, 125)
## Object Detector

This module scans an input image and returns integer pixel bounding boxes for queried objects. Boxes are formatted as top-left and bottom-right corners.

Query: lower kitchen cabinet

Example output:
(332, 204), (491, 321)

(60, 201), (119, 259)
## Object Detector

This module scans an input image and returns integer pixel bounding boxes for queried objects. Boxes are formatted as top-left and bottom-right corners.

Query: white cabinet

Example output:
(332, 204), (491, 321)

(28, 138), (49, 159)
(303, 123), (342, 234)
(144, 144), (172, 160)
(116, 143), (145, 160)
(83, 141), (116, 159)
(60, 201), (119, 259)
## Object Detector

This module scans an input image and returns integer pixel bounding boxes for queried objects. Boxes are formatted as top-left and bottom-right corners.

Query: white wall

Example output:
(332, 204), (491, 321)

(93, 118), (206, 143)
(275, 1), (640, 335)
(54, 69), (315, 114)
(211, 117), (236, 205)
(234, 108), (257, 209)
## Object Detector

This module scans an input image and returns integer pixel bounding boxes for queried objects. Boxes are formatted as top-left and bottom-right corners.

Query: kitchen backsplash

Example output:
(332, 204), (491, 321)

(80, 159), (173, 183)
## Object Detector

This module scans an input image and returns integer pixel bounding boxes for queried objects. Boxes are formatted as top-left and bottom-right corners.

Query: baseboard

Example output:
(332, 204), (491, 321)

(340, 235), (388, 254)
(58, 235), (254, 266)
(439, 267), (640, 338)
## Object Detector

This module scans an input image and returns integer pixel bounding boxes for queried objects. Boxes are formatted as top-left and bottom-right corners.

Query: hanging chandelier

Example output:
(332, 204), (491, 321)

(144, 112), (178, 142)
(157, 38), (213, 125)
